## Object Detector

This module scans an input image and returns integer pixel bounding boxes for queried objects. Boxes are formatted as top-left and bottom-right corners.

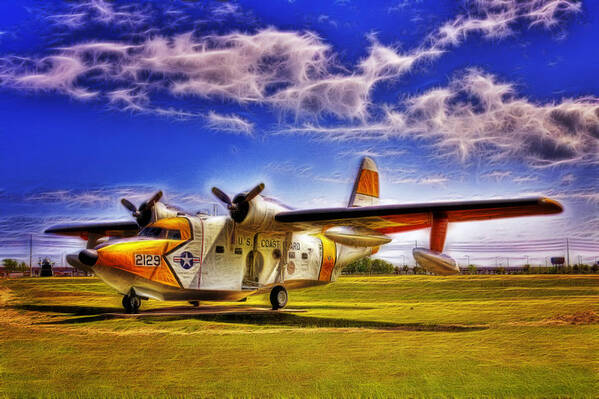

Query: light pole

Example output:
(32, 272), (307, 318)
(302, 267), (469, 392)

(463, 255), (470, 267)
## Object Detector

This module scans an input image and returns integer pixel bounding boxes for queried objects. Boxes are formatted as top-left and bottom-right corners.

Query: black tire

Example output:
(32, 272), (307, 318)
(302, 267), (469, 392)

(270, 285), (288, 310)
(122, 294), (141, 314)
(122, 295), (132, 314)
(130, 295), (141, 314)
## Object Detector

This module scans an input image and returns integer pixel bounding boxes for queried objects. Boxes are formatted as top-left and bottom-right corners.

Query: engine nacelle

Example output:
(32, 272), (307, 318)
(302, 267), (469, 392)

(236, 196), (292, 231)
(413, 248), (459, 275)
(151, 202), (181, 223)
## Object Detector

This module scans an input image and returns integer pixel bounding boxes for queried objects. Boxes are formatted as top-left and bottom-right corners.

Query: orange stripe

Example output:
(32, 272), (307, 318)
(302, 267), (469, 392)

(356, 169), (379, 197)
(315, 234), (337, 281)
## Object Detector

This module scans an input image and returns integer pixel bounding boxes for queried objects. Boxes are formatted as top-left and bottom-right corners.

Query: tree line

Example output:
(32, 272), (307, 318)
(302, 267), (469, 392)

(1, 259), (30, 272)
(343, 259), (599, 275)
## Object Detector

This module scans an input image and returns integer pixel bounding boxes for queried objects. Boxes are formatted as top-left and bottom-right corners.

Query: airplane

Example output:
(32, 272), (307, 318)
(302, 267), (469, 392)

(45, 157), (563, 313)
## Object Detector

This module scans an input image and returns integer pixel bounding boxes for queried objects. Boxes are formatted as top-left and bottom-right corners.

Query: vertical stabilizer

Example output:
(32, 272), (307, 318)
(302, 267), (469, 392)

(348, 157), (379, 207)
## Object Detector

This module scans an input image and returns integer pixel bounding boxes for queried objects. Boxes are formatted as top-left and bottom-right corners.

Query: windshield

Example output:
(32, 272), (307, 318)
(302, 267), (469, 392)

(139, 227), (181, 240)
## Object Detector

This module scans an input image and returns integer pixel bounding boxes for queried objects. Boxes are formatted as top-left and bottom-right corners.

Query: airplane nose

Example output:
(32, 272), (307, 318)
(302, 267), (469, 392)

(79, 249), (98, 266)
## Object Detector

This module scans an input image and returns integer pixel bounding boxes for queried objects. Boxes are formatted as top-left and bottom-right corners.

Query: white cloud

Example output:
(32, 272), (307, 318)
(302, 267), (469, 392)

(512, 176), (538, 183)
(313, 174), (353, 184)
(293, 69), (599, 167)
(0, 22), (444, 122)
(337, 147), (407, 158)
(265, 161), (313, 177)
(561, 173), (576, 184)
(418, 176), (449, 185)
(206, 112), (254, 135)
(429, 0), (581, 48)
(0, 0), (584, 127)
(24, 187), (217, 210)
(48, 0), (149, 28)
(481, 170), (512, 181)
(551, 189), (599, 205)
(0, 0), (589, 157)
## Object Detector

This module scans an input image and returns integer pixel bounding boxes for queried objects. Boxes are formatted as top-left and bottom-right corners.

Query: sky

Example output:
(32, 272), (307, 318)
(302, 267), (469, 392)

(0, 0), (597, 266)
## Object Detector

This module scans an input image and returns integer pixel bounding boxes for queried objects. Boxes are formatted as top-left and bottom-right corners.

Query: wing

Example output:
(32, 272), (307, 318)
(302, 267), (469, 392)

(274, 197), (562, 234)
(45, 220), (140, 238)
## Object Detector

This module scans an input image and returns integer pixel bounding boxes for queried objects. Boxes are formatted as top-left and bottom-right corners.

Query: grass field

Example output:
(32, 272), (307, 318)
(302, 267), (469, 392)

(0, 275), (598, 398)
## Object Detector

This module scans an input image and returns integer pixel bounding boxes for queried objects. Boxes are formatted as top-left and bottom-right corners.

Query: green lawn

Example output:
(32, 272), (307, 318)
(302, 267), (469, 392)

(1, 275), (597, 398)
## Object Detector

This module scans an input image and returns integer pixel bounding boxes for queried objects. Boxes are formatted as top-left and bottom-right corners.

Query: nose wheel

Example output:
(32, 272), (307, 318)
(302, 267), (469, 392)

(122, 293), (141, 314)
(270, 285), (288, 310)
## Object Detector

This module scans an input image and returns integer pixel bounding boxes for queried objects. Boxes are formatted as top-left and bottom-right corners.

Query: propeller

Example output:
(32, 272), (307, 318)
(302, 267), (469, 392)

(120, 190), (163, 227)
(211, 183), (264, 223)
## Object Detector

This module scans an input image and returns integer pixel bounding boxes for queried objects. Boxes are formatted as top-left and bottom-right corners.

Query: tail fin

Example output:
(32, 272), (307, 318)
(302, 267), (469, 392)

(348, 157), (379, 207)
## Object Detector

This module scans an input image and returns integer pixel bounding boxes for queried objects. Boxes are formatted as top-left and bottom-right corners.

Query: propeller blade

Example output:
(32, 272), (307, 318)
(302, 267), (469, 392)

(147, 190), (163, 206)
(244, 183), (265, 203)
(211, 187), (232, 206)
(120, 198), (137, 213)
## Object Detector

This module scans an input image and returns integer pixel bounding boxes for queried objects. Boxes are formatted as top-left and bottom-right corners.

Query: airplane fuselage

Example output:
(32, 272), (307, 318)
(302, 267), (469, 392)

(88, 215), (373, 302)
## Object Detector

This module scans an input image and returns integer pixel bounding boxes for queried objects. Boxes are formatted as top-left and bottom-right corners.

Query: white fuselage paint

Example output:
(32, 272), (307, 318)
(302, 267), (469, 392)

(159, 215), (371, 293)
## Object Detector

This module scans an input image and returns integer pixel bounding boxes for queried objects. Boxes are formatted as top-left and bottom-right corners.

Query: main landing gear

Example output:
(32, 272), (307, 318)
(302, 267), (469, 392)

(270, 285), (288, 310)
(122, 292), (142, 314)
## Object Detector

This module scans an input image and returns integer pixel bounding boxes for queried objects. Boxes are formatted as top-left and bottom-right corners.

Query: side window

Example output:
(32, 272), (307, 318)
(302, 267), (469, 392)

(140, 227), (162, 237)
(216, 246), (225, 254)
(167, 230), (181, 240)
(301, 252), (308, 260)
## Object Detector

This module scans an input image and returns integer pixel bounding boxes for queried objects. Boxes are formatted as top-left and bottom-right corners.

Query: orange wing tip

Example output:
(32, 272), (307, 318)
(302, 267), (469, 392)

(539, 197), (563, 214)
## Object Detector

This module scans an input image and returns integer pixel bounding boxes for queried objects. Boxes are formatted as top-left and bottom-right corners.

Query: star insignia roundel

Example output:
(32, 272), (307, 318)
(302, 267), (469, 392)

(173, 251), (200, 270)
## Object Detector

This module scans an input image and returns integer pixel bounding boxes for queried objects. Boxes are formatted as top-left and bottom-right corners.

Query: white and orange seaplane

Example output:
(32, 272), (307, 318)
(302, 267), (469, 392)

(46, 157), (562, 313)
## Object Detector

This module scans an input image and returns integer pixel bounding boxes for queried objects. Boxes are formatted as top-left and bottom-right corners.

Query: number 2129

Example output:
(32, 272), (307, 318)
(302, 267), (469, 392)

(135, 254), (161, 266)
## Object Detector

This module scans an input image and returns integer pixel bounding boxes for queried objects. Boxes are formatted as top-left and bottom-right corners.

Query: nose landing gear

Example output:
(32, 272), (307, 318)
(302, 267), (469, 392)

(270, 285), (288, 310)
(122, 292), (142, 314)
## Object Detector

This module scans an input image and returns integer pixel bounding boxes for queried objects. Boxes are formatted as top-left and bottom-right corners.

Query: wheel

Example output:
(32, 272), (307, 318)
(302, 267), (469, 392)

(122, 295), (132, 314)
(130, 295), (141, 314)
(122, 294), (141, 314)
(270, 285), (288, 310)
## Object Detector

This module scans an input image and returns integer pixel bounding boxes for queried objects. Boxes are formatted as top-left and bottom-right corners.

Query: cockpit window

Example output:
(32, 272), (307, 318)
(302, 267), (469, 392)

(167, 230), (181, 240)
(139, 227), (182, 240)
(139, 227), (163, 238)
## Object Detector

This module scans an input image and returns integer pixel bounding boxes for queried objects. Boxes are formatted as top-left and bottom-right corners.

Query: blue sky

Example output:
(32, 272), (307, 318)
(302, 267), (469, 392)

(0, 0), (597, 266)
